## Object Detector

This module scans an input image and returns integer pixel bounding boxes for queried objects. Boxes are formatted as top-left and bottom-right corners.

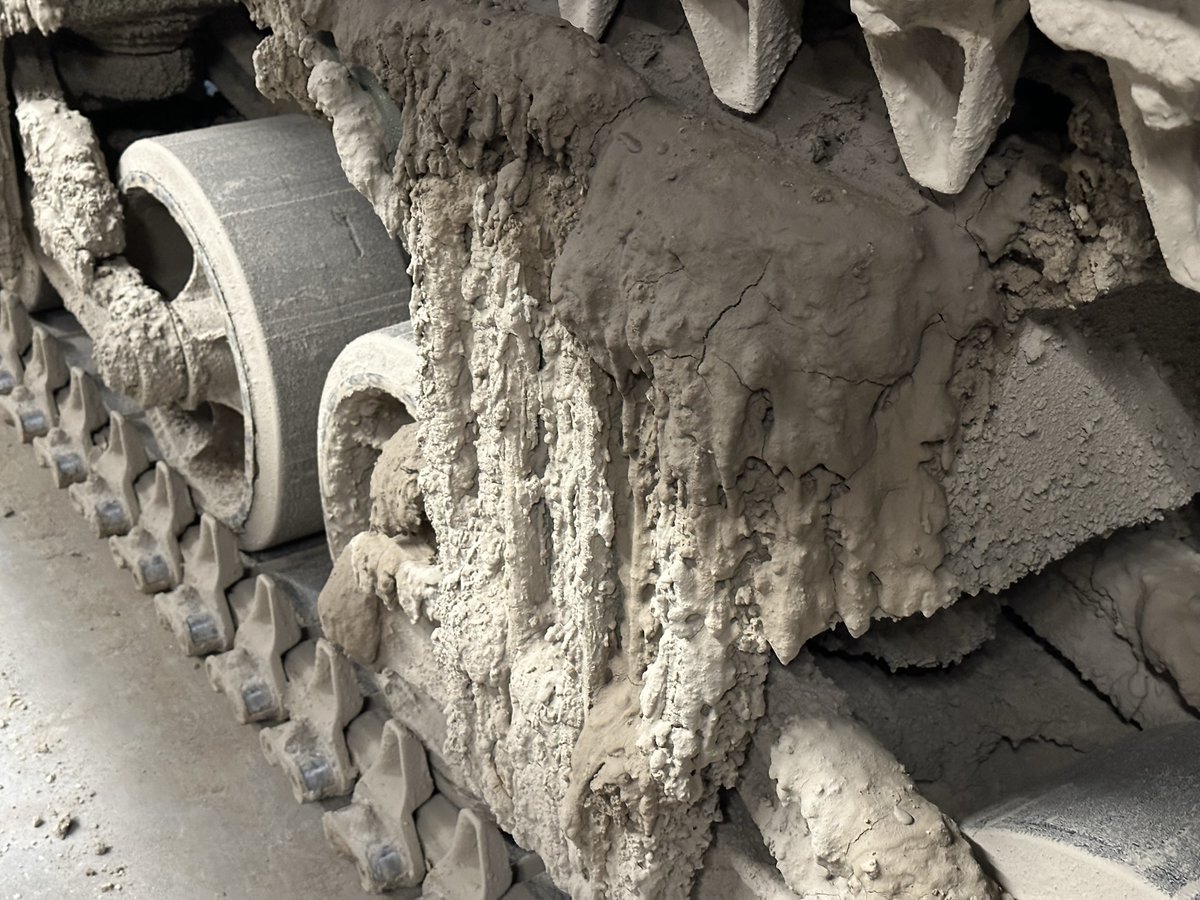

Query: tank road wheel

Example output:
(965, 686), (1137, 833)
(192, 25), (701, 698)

(108, 115), (412, 550)
(965, 723), (1200, 898)
(317, 322), (420, 559)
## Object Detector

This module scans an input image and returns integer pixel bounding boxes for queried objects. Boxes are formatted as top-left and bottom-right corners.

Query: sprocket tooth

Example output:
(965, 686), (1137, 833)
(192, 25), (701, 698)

(2, 326), (69, 441)
(154, 513), (243, 656)
(261, 637), (363, 803)
(679, 0), (803, 114)
(853, 0), (1029, 194)
(33, 367), (108, 487)
(323, 719), (435, 892)
(0, 290), (32, 396)
(110, 461), (195, 593)
(206, 574), (302, 724)
(68, 411), (152, 537)
(558, 0), (619, 38)
(423, 807), (514, 900)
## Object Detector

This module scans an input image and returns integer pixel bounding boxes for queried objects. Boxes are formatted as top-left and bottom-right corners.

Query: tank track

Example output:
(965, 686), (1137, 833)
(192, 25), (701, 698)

(0, 293), (562, 899)
(3, 1), (1200, 896)
(7, 286), (1198, 898)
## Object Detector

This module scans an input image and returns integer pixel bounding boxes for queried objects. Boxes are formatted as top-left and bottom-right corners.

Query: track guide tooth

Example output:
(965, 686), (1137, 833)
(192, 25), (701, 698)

(323, 718), (434, 892)
(33, 366), (107, 487)
(413, 796), (460, 871)
(68, 411), (152, 536)
(2, 385), (44, 440)
(0, 290), (32, 396)
(154, 513), (243, 655)
(2, 325), (68, 441)
(423, 806), (514, 900)
(261, 638), (363, 803)
(1029, 0), (1200, 292)
(206, 574), (302, 723)
(110, 461), (195, 592)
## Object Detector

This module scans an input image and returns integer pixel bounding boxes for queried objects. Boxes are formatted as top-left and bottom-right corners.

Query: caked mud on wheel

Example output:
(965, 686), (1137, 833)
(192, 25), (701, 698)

(318, 322), (422, 560)
(113, 114), (410, 549)
(0, 1), (1199, 898)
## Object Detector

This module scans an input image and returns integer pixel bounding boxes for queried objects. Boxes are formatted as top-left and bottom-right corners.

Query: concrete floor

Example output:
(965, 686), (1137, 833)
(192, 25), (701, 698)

(0, 424), (370, 899)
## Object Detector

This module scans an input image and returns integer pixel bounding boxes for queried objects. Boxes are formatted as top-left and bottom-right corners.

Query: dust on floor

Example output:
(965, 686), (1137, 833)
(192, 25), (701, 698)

(0, 424), (371, 899)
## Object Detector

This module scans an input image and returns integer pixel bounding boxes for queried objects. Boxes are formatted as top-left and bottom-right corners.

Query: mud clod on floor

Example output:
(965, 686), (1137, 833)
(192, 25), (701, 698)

(53, 813), (75, 839)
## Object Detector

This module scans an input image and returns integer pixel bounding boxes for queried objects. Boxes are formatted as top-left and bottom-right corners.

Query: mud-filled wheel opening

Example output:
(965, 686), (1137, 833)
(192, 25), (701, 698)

(119, 179), (252, 534)
(147, 400), (249, 526)
(323, 387), (424, 558)
(121, 187), (196, 300)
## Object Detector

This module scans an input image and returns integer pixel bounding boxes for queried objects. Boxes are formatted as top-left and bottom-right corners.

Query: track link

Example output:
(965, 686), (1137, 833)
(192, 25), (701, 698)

(0, 294), (562, 898)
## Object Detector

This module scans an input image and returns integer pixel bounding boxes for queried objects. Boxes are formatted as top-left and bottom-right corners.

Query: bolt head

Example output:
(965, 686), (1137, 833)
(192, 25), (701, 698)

(183, 612), (221, 654)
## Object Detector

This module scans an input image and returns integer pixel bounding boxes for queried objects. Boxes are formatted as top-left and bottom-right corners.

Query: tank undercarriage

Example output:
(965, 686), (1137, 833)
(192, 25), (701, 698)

(0, 1), (1198, 897)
